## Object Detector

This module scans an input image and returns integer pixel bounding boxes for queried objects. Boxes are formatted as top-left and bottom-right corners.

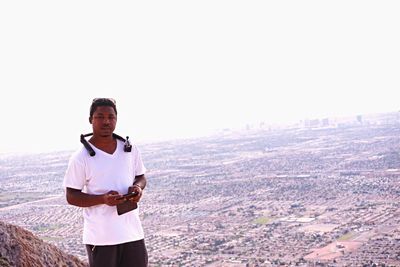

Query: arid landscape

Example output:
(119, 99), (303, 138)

(1, 112), (399, 266)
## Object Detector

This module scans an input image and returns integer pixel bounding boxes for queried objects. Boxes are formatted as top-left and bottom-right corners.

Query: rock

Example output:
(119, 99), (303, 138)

(0, 221), (87, 267)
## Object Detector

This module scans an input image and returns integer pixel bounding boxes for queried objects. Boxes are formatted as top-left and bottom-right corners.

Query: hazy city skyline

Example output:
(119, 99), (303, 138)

(1, 115), (399, 266)
(1, 1), (399, 153)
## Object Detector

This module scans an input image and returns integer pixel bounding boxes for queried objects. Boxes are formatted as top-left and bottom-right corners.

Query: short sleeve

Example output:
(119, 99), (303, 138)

(133, 146), (146, 176)
(63, 155), (86, 190)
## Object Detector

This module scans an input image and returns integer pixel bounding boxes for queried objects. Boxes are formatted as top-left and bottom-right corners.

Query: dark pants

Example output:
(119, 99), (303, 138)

(86, 239), (148, 267)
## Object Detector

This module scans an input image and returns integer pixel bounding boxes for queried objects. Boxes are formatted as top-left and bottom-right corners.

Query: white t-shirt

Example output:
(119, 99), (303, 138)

(63, 139), (146, 245)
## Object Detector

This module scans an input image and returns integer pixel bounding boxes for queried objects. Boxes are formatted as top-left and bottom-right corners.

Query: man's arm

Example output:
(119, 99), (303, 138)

(127, 174), (147, 203)
(133, 174), (147, 190)
(66, 187), (125, 207)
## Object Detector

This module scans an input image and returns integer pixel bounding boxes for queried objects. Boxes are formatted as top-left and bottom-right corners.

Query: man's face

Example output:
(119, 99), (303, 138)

(90, 106), (117, 137)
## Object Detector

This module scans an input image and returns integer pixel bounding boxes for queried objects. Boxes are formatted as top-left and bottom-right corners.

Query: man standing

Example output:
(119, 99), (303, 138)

(63, 98), (148, 267)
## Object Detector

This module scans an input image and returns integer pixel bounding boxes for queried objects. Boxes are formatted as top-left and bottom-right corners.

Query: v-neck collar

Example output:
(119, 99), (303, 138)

(90, 140), (119, 157)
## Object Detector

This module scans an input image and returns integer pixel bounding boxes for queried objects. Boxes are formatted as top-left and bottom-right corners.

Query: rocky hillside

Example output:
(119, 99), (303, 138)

(0, 221), (87, 267)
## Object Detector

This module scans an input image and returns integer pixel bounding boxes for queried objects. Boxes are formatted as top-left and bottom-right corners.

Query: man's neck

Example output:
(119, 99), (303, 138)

(89, 135), (115, 147)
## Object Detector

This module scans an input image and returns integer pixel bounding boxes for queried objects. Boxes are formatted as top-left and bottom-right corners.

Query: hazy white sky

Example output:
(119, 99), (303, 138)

(0, 1), (399, 153)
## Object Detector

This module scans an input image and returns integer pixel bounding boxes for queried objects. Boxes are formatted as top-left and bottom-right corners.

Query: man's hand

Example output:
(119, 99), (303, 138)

(127, 185), (143, 203)
(103, 190), (125, 206)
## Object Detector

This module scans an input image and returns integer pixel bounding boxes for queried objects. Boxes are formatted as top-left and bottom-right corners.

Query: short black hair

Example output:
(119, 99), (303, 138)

(90, 98), (117, 118)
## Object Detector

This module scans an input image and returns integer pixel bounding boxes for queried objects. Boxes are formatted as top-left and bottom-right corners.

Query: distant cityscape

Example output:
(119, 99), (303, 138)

(0, 111), (399, 266)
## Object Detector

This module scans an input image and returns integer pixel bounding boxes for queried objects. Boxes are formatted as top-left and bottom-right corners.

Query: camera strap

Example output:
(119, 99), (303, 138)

(80, 133), (132, 157)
